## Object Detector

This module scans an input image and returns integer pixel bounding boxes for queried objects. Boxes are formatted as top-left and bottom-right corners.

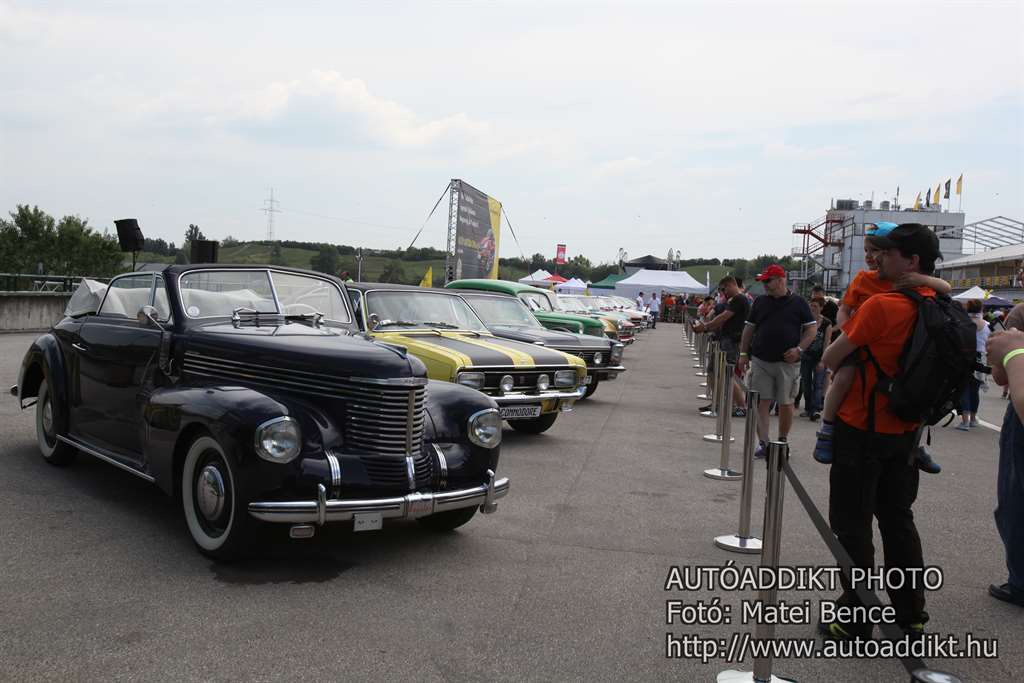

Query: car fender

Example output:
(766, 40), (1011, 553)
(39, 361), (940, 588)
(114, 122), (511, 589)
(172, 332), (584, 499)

(144, 385), (320, 497)
(16, 333), (69, 432)
(423, 379), (498, 442)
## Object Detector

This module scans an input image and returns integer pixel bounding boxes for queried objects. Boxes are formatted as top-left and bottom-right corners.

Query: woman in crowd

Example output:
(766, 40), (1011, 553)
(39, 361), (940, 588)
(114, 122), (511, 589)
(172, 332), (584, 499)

(957, 298), (991, 430)
(799, 297), (832, 420)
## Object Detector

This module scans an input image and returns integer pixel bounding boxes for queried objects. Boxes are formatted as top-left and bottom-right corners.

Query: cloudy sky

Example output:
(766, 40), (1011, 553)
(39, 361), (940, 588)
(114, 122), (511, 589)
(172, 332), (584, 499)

(1, 1), (1021, 264)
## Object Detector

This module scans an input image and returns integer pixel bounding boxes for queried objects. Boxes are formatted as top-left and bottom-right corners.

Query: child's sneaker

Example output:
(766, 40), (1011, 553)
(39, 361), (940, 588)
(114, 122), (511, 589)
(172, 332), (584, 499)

(813, 423), (834, 464)
(913, 446), (941, 474)
(753, 441), (767, 459)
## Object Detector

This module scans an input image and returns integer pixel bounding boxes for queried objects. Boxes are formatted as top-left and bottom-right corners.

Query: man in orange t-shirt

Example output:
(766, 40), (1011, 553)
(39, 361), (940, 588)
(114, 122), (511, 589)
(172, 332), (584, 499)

(818, 223), (942, 641)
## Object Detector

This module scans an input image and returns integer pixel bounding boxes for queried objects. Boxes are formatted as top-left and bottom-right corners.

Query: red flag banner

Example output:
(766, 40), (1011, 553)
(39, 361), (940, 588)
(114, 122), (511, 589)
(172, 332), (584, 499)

(555, 243), (567, 265)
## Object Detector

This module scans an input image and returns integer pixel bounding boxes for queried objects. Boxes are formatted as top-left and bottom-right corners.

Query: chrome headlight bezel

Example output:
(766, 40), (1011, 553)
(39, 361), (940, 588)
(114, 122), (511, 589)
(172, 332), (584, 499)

(593, 352), (604, 366)
(468, 408), (502, 449)
(499, 374), (515, 394)
(554, 369), (577, 387)
(610, 343), (624, 363)
(254, 416), (302, 464)
(536, 373), (551, 392)
(457, 371), (486, 390)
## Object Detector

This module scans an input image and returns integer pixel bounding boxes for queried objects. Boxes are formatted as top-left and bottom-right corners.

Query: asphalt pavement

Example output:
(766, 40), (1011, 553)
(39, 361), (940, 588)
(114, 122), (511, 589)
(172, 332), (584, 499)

(1, 327), (1020, 681)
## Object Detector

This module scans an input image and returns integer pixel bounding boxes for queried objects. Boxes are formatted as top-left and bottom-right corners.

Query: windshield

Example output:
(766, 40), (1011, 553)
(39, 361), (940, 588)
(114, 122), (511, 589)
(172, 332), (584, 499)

(364, 290), (488, 332)
(519, 291), (553, 312)
(464, 295), (544, 329)
(178, 269), (349, 321)
(558, 295), (593, 313)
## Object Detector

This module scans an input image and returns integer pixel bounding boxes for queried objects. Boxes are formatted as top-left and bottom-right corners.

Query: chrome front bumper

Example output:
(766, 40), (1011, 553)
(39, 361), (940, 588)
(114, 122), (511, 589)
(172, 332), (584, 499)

(490, 386), (585, 405)
(248, 469), (510, 524)
(595, 365), (626, 379)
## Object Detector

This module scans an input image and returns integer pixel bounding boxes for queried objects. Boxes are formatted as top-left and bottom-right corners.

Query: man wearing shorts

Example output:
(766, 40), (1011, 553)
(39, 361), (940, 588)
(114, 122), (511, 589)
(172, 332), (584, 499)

(737, 264), (817, 458)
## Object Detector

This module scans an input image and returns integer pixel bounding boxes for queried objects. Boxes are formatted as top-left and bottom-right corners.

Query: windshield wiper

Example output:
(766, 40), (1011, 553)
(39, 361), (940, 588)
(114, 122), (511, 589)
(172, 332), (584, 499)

(421, 321), (460, 329)
(285, 311), (325, 328)
(375, 319), (419, 328)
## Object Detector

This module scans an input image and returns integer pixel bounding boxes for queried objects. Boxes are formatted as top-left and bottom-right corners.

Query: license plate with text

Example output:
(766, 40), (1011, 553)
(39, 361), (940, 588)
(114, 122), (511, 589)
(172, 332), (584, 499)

(499, 406), (542, 419)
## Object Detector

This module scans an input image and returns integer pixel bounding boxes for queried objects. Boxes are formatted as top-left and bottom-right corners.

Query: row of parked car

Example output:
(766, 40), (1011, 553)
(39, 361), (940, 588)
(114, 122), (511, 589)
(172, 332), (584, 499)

(11, 264), (650, 559)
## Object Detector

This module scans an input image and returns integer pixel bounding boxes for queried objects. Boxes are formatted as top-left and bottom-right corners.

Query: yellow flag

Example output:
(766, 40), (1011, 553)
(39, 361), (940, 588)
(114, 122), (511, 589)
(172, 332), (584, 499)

(419, 266), (432, 288)
(934, 184), (942, 205)
(956, 174), (963, 195)
(913, 192), (921, 210)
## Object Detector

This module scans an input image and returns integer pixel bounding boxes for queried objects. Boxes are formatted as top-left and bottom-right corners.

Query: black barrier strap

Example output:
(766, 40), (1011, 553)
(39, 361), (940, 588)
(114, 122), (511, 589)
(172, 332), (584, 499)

(781, 461), (928, 675)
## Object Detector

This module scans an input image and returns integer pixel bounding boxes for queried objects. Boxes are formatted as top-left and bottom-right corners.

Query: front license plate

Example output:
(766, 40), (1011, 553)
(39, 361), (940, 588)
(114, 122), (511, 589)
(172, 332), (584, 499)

(353, 512), (383, 532)
(499, 405), (542, 420)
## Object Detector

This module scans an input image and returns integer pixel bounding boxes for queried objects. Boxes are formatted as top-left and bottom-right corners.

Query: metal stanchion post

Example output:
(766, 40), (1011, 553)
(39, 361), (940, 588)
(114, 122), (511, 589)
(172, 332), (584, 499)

(717, 441), (791, 683)
(703, 350), (733, 441)
(715, 389), (763, 552)
(695, 334), (709, 374)
(705, 359), (741, 479)
(698, 342), (719, 405)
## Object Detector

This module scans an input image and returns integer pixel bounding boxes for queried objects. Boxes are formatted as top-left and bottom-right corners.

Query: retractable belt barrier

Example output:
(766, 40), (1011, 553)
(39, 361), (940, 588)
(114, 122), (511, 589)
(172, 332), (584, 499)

(717, 440), (963, 683)
(714, 389), (761, 551)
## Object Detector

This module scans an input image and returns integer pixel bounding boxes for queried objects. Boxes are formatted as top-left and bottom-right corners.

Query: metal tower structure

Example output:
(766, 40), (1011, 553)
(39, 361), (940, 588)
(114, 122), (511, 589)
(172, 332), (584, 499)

(444, 180), (460, 283)
(262, 188), (280, 242)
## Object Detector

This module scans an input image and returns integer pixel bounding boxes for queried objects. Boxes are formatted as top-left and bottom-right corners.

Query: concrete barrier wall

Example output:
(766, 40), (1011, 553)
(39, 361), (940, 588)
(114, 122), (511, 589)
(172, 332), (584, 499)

(0, 293), (72, 332)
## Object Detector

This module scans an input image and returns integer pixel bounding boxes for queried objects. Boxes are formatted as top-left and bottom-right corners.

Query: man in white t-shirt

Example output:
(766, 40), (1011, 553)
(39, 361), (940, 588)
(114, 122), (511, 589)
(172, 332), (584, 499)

(636, 291), (645, 310)
(649, 292), (660, 328)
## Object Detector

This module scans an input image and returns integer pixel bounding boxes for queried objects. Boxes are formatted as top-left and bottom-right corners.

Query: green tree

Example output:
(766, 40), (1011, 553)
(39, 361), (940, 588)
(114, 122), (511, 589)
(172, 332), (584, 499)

(378, 261), (406, 283)
(310, 246), (339, 275)
(269, 243), (287, 266)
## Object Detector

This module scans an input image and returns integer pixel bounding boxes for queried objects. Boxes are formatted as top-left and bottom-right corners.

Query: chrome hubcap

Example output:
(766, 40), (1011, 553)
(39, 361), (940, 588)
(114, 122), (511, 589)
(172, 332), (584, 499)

(196, 465), (226, 521)
(41, 398), (53, 436)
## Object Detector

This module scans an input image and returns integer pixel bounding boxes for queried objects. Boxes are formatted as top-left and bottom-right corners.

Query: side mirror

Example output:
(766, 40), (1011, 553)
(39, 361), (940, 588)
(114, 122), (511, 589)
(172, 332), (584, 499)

(137, 305), (163, 329)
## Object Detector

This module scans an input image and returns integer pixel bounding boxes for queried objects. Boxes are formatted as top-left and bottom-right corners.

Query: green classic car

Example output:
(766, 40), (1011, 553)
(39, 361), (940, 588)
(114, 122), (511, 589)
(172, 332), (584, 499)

(346, 283), (587, 434)
(446, 279), (626, 340)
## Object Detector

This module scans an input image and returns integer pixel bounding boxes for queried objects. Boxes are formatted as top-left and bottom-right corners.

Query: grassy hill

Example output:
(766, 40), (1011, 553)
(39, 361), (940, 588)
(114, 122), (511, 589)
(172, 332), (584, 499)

(130, 244), (528, 286)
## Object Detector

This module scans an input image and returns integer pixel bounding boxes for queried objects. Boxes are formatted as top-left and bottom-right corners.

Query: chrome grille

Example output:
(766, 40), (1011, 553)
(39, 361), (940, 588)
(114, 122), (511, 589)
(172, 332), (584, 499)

(358, 452), (432, 490)
(182, 351), (427, 456)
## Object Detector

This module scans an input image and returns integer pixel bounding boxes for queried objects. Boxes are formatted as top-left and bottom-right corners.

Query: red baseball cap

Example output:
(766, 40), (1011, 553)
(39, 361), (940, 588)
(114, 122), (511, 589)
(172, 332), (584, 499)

(755, 264), (786, 281)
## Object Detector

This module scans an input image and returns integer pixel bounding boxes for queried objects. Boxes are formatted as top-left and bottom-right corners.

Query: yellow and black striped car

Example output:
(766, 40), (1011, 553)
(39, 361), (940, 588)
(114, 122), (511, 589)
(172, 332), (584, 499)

(346, 283), (587, 434)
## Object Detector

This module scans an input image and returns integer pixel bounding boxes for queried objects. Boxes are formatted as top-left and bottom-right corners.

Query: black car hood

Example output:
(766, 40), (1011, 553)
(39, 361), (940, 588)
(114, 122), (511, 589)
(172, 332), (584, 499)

(184, 323), (426, 380)
(486, 325), (610, 351)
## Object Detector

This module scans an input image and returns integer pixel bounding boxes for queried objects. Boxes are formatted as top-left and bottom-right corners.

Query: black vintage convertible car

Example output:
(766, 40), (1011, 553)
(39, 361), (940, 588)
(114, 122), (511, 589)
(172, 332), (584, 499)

(10, 265), (508, 559)
(449, 290), (625, 399)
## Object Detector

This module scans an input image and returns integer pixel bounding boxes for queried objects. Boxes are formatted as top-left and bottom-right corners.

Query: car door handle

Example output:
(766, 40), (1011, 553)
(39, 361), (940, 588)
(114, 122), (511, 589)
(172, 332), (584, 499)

(72, 342), (88, 352)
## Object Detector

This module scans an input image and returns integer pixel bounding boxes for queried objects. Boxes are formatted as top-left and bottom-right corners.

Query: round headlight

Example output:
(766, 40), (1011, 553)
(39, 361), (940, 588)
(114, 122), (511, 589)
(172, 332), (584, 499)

(500, 374), (515, 394)
(593, 352), (603, 365)
(254, 416), (301, 463)
(468, 409), (502, 449)
(536, 374), (550, 391)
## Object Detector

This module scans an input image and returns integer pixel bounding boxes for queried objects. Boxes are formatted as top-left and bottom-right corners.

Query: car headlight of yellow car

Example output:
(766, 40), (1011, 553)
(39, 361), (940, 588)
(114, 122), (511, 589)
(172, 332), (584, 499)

(554, 369), (577, 388)
(457, 371), (486, 390)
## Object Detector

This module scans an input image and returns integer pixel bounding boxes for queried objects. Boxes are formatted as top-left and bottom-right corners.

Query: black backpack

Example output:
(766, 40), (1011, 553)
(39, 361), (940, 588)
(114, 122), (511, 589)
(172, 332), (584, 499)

(864, 291), (977, 427)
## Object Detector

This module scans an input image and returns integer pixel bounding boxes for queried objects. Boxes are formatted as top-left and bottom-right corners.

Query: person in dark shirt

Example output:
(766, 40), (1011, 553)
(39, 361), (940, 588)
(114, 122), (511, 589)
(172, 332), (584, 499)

(737, 265), (817, 457)
(694, 276), (750, 415)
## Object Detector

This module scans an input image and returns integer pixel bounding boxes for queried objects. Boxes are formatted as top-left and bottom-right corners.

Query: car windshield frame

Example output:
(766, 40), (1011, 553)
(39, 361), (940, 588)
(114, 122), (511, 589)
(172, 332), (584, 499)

(463, 294), (545, 330)
(177, 268), (352, 323)
(364, 290), (489, 332)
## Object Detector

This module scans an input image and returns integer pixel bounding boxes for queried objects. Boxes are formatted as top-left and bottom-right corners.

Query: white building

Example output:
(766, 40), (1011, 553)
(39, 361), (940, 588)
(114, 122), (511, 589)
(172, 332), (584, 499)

(793, 199), (965, 293)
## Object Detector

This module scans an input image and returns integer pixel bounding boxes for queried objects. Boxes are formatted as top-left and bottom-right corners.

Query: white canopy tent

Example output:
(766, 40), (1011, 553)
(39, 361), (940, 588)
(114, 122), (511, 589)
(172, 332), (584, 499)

(613, 268), (708, 300)
(518, 269), (551, 287)
(953, 285), (989, 301)
(555, 277), (588, 294)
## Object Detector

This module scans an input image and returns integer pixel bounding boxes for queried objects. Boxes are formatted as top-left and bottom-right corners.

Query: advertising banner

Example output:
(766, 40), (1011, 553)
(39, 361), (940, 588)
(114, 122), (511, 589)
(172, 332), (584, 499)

(555, 244), (567, 264)
(453, 180), (501, 280)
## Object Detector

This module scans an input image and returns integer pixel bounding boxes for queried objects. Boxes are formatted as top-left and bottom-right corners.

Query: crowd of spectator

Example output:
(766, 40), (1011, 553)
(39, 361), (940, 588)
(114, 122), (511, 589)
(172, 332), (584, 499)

(684, 221), (1024, 643)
